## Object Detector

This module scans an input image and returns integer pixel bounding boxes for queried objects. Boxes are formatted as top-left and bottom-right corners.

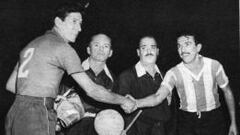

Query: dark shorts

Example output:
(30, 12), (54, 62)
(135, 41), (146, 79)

(178, 107), (227, 135)
(66, 117), (97, 135)
(127, 119), (166, 135)
(5, 95), (57, 135)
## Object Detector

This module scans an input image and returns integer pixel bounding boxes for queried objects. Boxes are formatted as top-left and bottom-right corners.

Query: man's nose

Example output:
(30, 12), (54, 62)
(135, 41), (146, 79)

(180, 46), (186, 52)
(76, 24), (82, 32)
(147, 48), (151, 53)
(147, 48), (152, 53)
(99, 46), (105, 50)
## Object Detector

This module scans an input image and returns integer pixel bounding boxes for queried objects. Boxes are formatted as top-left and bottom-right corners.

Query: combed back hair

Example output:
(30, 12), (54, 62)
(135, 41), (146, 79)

(54, 2), (85, 21)
(138, 35), (159, 48)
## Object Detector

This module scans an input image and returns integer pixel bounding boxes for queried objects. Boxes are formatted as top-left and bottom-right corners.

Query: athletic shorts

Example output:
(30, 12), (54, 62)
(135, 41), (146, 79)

(5, 95), (57, 135)
(178, 107), (227, 135)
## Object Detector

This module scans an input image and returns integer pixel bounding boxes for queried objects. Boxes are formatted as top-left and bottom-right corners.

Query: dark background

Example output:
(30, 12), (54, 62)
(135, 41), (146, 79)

(0, 0), (239, 134)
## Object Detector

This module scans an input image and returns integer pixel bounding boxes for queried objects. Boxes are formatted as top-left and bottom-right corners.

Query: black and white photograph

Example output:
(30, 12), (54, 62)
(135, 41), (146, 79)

(0, 0), (239, 135)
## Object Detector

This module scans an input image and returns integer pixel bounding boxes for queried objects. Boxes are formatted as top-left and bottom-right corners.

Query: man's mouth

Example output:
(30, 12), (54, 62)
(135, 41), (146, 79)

(97, 53), (105, 56)
(145, 53), (154, 56)
(181, 52), (190, 57)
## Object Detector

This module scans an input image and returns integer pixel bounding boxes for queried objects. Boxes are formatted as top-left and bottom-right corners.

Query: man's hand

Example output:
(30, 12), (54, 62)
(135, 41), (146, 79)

(121, 95), (137, 113)
(228, 122), (238, 135)
(120, 130), (127, 135)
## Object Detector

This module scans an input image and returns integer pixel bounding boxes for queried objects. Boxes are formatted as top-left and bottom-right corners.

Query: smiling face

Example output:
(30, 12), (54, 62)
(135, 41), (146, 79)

(137, 37), (159, 65)
(177, 35), (201, 64)
(56, 12), (82, 43)
(87, 34), (112, 62)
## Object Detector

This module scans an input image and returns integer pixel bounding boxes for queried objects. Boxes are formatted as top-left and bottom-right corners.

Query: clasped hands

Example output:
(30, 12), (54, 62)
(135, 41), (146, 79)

(121, 94), (138, 113)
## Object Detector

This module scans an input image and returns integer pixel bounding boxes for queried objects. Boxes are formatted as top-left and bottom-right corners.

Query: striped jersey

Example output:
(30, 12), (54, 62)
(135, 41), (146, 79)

(161, 56), (229, 112)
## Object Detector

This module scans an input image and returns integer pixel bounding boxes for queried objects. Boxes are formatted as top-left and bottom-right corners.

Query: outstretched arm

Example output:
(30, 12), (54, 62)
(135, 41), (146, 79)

(136, 85), (171, 108)
(221, 84), (238, 135)
(71, 72), (136, 113)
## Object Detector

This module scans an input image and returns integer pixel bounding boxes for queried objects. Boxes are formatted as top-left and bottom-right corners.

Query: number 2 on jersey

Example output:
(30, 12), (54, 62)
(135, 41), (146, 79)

(18, 48), (35, 78)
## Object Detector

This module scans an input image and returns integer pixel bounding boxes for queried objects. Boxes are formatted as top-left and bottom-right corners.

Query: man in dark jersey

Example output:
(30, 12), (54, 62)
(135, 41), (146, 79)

(118, 36), (171, 135)
(5, 3), (135, 135)
(67, 33), (119, 135)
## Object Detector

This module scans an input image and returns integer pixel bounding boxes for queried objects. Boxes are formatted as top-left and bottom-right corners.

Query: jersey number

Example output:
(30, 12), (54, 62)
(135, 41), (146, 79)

(18, 48), (35, 78)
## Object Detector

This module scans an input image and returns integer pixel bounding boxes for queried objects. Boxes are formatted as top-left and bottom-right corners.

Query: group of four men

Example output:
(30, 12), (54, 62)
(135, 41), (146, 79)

(5, 2), (238, 135)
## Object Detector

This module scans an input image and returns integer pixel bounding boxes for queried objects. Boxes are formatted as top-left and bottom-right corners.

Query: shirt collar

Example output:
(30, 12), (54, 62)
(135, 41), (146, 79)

(135, 61), (162, 78)
(82, 58), (113, 81)
(178, 55), (206, 81)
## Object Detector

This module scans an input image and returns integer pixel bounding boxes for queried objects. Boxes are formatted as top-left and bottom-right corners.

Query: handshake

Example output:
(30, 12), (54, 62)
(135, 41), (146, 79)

(120, 95), (138, 114)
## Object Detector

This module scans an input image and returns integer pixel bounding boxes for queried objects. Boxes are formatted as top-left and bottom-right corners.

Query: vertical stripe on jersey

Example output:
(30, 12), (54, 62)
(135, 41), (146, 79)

(176, 58), (216, 112)
(171, 68), (187, 110)
(168, 57), (224, 112)
(193, 76), (207, 111)
(203, 59), (216, 111)
(178, 67), (197, 112)
(216, 65), (229, 88)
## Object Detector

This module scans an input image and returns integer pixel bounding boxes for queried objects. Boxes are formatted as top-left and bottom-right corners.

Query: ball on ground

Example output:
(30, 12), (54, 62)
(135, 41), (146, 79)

(94, 109), (124, 135)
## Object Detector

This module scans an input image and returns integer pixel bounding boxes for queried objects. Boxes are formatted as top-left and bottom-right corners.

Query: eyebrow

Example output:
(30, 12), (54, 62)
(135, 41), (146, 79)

(140, 44), (157, 47)
(91, 42), (111, 46)
(72, 17), (82, 21)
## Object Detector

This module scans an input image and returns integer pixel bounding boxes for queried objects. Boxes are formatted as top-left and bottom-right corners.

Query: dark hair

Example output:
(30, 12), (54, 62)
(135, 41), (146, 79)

(138, 35), (159, 48)
(176, 29), (203, 45)
(53, 2), (86, 22)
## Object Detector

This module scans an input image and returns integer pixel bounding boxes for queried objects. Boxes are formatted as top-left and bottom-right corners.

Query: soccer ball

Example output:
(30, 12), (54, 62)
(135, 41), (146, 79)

(94, 109), (124, 135)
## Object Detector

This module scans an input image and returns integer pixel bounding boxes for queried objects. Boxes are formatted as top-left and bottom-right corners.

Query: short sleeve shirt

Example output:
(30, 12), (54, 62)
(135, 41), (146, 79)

(16, 29), (84, 98)
(161, 56), (229, 112)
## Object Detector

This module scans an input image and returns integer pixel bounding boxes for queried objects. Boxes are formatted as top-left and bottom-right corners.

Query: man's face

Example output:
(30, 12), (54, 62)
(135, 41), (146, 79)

(59, 12), (82, 42)
(177, 35), (201, 64)
(87, 34), (112, 62)
(137, 37), (159, 64)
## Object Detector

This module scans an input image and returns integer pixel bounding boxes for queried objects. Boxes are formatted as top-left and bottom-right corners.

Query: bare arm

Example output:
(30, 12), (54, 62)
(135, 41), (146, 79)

(136, 85), (171, 108)
(71, 72), (133, 106)
(6, 64), (18, 93)
(221, 84), (238, 135)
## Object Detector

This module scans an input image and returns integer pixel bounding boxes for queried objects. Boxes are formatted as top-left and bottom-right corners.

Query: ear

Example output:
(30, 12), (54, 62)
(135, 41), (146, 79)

(108, 50), (113, 57)
(54, 17), (62, 28)
(196, 43), (202, 53)
(156, 48), (159, 56)
(137, 49), (140, 57)
(87, 46), (91, 55)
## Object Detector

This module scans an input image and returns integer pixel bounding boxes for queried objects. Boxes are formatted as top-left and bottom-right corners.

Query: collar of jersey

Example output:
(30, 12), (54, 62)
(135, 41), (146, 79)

(82, 58), (113, 81)
(135, 61), (163, 79)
